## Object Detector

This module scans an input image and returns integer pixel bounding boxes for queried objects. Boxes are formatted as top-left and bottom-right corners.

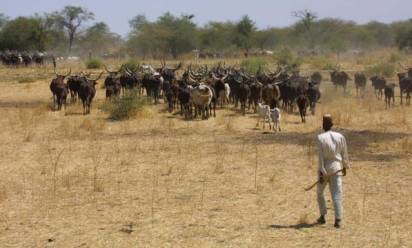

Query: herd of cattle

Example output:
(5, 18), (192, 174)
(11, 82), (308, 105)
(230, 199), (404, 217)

(48, 62), (412, 126)
(0, 51), (53, 67)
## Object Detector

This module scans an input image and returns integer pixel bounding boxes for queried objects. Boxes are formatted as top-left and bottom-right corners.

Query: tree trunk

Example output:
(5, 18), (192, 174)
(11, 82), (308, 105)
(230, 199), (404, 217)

(68, 30), (75, 56)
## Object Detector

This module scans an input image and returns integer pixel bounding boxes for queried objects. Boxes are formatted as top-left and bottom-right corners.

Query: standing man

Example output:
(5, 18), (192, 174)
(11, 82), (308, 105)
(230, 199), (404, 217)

(316, 114), (350, 228)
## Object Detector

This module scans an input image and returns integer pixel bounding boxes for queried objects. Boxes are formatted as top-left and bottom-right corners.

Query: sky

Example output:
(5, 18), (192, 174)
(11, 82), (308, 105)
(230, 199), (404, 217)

(2, 0), (412, 36)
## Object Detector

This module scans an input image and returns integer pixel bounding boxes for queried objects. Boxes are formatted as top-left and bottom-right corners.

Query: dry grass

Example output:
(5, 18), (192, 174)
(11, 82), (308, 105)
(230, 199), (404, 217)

(0, 57), (411, 247)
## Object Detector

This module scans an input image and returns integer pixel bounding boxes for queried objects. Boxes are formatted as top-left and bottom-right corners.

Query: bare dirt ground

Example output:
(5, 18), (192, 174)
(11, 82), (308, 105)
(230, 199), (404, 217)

(0, 64), (411, 247)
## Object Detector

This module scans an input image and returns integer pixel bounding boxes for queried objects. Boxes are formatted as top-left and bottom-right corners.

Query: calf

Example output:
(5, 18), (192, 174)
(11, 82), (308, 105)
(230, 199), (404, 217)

(296, 94), (309, 123)
(270, 107), (281, 132)
(384, 83), (396, 109)
(256, 103), (271, 129)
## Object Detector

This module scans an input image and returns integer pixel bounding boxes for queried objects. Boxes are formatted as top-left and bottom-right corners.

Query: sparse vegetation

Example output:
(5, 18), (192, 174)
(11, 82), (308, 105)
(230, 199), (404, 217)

(366, 61), (396, 77)
(85, 58), (103, 69)
(274, 48), (302, 70)
(102, 90), (149, 120)
(240, 57), (268, 74)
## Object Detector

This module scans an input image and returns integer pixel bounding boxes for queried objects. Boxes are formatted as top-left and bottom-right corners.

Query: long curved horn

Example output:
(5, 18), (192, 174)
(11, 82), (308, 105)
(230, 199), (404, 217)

(211, 72), (219, 81)
(104, 65), (114, 74)
(65, 68), (71, 77)
(90, 72), (104, 81)
(96, 72), (104, 81)
(117, 64), (124, 73)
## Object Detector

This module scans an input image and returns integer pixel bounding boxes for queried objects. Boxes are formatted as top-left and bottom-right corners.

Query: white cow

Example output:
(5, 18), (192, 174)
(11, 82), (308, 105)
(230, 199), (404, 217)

(270, 107), (281, 132)
(256, 103), (272, 129)
(219, 83), (231, 107)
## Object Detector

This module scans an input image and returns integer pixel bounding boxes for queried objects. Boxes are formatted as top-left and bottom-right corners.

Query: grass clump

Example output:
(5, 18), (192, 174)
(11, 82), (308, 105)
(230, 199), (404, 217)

(85, 58), (103, 69)
(122, 59), (140, 72)
(18, 77), (35, 83)
(273, 48), (302, 71)
(102, 90), (149, 121)
(240, 57), (268, 74)
(366, 62), (396, 77)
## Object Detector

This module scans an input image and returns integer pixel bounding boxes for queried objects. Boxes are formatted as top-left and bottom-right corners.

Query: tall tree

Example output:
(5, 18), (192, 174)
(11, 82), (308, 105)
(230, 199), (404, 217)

(0, 17), (43, 51)
(233, 15), (256, 57)
(293, 9), (318, 49)
(79, 22), (122, 56)
(0, 13), (8, 29)
(53, 6), (94, 55)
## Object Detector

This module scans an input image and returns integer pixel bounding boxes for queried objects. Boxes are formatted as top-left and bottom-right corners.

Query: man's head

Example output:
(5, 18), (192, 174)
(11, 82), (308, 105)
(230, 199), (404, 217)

(323, 114), (333, 131)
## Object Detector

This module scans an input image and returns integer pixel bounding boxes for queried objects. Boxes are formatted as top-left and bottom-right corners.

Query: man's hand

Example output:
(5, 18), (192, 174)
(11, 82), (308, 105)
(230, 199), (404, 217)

(319, 171), (324, 184)
(342, 168), (347, 177)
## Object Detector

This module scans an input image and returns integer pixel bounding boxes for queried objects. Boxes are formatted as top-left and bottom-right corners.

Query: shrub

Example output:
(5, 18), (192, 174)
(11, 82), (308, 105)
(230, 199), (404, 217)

(122, 59), (140, 72)
(240, 58), (268, 74)
(85, 58), (103, 69)
(366, 62), (396, 77)
(101, 90), (149, 121)
(273, 48), (302, 71)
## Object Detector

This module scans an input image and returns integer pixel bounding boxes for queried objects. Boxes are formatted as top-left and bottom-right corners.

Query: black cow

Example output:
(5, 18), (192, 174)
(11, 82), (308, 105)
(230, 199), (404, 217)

(370, 75), (386, 99)
(330, 70), (350, 92)
(354, 72), (367, 97)
(296, 94), (309, 123)
(398, 73), (412, 105)
(50, 69), (71, 111)
(238, 82), (250, 116)
(307, 83), (321, 115)
(384, 84), (396, 109)
(78, 73), (103, 114)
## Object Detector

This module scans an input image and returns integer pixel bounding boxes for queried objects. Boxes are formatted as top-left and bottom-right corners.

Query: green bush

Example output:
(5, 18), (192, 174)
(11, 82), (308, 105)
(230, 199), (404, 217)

(240, 58), (268, 74)
(122, 59), (140, 72)
(273, 48), (302, 71)
(366, 62), (396, 78)
(101, 90), (148, 121)
(85, 58), (103, 69)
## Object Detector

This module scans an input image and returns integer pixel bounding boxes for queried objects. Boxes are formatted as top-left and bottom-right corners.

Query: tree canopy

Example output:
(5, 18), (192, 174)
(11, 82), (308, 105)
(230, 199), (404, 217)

(2, 7), (412, 58)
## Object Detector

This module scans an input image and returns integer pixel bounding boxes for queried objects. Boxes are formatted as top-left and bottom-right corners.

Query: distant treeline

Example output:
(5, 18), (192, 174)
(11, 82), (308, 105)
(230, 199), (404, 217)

(1, 7), (412, 58)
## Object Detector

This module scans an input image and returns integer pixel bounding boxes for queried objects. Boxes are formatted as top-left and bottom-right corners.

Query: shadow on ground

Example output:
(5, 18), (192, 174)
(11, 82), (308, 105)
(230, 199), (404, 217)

(268, 222), (320, 230)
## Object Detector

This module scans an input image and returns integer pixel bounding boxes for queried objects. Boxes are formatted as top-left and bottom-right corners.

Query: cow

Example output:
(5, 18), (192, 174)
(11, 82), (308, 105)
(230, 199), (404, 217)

(384, 83), (396, 109)
(296, 94), (309, 123)
(78, 73), (103, 114)
(262, 83), (281, 106)
(330, 70), (350, 92)
(370, 75), (386, 99)
(177, 82), (192, 119)
(67, 74), (87, 104)
(256, 103), (271, 129)
(238, 82), (251, 116)
(211, 72), (229, 108)
(249, 81), (262, 112)
(310, 72), (322, 85)
(270, 107), (281, 132)
(354, 72), (367, 97)
(190, 84), (214, 119)
(104, 66), (122, 100)
(307, 83), (321, 115)
(142, 72), (164, 104)
(50, 69), (71, 111)
(398, 73), (412, 105)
